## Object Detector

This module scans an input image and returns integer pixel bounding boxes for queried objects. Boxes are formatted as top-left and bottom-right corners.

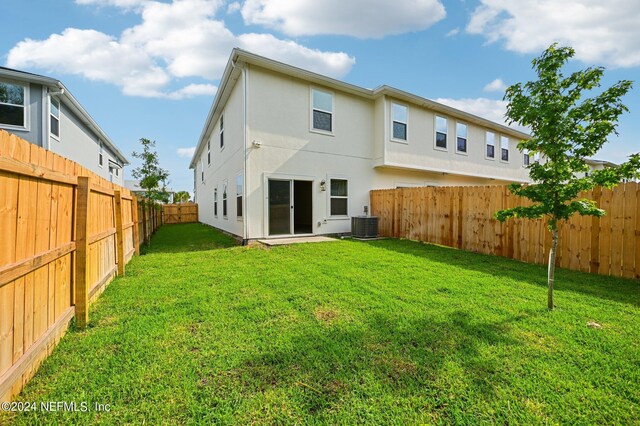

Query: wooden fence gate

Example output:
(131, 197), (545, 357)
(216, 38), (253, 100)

(162, 203), (198, 224)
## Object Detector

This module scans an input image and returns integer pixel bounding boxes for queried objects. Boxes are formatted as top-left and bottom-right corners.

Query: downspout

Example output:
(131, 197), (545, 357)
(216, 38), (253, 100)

(242, 64), (249, 245)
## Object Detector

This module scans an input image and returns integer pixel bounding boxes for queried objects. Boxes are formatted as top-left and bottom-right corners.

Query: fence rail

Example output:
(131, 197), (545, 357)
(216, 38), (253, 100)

(0, 130), (159, 402)
(370, 184), (640, 279)
(162, 203), (198, 224)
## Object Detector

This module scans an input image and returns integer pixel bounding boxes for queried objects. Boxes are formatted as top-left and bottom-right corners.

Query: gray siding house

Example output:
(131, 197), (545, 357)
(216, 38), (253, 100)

(0, 67), (128, 184)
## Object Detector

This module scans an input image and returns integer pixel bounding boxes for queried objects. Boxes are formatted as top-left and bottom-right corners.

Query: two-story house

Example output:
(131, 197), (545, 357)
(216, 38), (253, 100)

(0, 67), (128, 185)
(190, 49), (534, 242)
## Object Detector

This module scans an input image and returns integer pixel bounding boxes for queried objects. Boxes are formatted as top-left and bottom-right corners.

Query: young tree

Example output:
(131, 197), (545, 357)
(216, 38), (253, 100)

(496, 44), (640, 310)
(131, 138), (170, 204)
(173, 191), (191, 203)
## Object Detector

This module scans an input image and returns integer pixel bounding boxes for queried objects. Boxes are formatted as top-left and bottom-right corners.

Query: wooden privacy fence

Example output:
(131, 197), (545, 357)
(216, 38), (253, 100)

(371, 184), (640, 279)
(162, 203), (198, 224)
(137, 199), (162, 243)
(0, 130), (148, 402)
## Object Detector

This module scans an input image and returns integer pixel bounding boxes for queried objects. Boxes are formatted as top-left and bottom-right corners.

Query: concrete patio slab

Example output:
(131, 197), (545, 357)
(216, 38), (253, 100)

(258, 236), (338, 246)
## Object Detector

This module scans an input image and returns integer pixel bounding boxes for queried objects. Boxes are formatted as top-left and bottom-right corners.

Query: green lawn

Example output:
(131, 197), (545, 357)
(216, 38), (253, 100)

(2, 223), (639, 425)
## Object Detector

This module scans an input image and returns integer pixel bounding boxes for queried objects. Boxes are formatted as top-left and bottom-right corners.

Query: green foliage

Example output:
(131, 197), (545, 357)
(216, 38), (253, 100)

(3, 225), (639, 424)
(496, 44), (640, 230)
(173, 190), (191, 203)
(131, 138), (170, 203)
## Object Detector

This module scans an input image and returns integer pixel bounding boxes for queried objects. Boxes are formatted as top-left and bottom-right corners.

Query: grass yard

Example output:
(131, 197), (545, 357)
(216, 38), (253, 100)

(2, 223), (639, 425)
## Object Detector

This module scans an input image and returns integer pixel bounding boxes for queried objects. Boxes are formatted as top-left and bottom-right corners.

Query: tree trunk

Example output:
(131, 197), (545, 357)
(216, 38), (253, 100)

(547, 228), (559, 310)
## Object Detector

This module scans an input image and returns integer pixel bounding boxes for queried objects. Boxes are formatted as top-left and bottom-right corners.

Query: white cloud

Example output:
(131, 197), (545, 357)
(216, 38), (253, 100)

(167, 84), (218, 100)
(238, 33), (355, 78)
(483, 78), (507, 92)
(177, 147), (196, 158)
(434, 97), (529, 133)
(467, 0), (640, 68)
(7, 0), (355, 98)
(241, 0), (446, 38)
(75, 0), (148, 9)
(446, 27), (460, 37)
(227, 1), (241, 13)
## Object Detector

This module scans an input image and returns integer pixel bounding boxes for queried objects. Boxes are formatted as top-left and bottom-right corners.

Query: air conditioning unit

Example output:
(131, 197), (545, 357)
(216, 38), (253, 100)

(351, 216), (379, 238)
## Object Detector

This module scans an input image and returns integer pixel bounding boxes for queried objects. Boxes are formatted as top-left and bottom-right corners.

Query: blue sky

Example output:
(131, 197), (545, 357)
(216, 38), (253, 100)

(1, 0), (639, 193)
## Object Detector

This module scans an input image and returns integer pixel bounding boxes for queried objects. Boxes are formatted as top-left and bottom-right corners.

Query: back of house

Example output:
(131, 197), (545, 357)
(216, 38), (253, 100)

(191, 49), (536, 242)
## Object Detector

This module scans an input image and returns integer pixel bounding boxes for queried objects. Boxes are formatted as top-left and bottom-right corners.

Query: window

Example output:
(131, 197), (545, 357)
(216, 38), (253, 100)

(456, 122), (467, 153)
(435, 116), (447, 149)
(214, 187), (218, 217)
(501, 136), (509, 161)
(207, 140), (211, 165)
(236, 174), (243, 219)
(0, 81), (26, 128)
(219, 114), (224, 149)
(311, 88), (333, 132)
(50, 98), (60, 138)
(391, 103), (407, 141)
(330, 179), (348, 216)
(98, 141), (104, 167)
(200, 158), (204, 182)
(523, 152), (530, 166)
(109, 166), (114, 182)
(222, 181), (228, 217)
(486, 131), (495, 158)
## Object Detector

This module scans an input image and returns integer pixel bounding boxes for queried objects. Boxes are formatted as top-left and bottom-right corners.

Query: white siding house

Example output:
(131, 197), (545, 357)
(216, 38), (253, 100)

(0, 67), (128, 185)
(190, 49), (535, 241)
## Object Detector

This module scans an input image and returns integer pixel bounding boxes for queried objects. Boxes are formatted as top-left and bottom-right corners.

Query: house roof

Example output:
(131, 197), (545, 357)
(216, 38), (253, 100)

(125, 179), (175, 194)
(585, 158), (618, 168)
(190, 48), (532, 169)
(0, 66), (129, 165)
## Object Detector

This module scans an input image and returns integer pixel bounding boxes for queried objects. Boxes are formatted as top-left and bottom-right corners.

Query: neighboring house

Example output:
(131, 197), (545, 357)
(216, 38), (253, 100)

(125, 179), (175, 203)
(0, 67), (128, 185)
(190, 49), (536, 241)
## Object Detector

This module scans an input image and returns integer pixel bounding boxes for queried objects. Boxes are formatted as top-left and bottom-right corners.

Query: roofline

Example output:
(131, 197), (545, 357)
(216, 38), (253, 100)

(0, 67), (129, 165)
(190, 49), (532, 168)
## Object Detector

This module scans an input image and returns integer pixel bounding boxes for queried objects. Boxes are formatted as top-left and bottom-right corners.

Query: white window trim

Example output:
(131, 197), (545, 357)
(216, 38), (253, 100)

(327, 175), (349, 219)
(309, 87), (335, 136)
(485, 131), (496, 161)
(0, 79), (30, 132)
(434, 115), (448, 151)
(390, 102), (408, 143)
(455, 121), (468, 155)
(213, 186), (218, 217)
(500, 135), (510, 163)
(236, 172), (243, 221)
(49, 96), (60, 141)
(219, 113), (225, 151)
(98, 141), (104, 168)
(222, 180), (228, 219)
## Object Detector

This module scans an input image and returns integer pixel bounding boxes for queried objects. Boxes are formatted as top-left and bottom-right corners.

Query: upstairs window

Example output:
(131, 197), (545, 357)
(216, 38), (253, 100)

(50, 98), (60, 138)
(311, 88), (333, 133)
(219, 114), (224, 149)
(523, 152), (530, 166)
(98, 141), (104, 167)
(0, 81), (26, 128)
(391, 103), (407, 141)
(501, 136), (509, 161)
(330, 179), (348, 216)
(486, 131), (495, 158)
(435, 116), (447, 149)
(456, 122), (467, 153)
(236, 174), (243, 219)
(207, 140), (211, 165)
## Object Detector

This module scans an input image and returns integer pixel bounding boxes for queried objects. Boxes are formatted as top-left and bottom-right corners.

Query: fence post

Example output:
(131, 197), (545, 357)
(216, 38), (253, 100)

(132, 195), (140, 255)
(114, 190), (125, 276)
(142, 201), (148, 244)
(75, 176), (91, 328)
